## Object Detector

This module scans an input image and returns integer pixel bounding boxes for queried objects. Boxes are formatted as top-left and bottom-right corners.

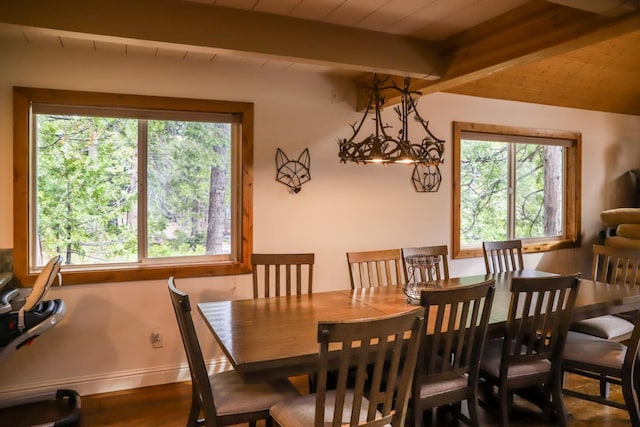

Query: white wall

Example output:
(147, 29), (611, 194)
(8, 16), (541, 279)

(1, 37), (639, 398)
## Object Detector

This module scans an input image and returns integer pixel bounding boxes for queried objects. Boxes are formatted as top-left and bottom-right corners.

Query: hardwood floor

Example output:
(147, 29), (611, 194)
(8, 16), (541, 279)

(2, 373), (633, 426)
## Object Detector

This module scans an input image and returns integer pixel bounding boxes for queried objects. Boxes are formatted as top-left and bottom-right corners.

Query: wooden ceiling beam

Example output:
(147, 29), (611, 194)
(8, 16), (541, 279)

(0, 0), (443, 80)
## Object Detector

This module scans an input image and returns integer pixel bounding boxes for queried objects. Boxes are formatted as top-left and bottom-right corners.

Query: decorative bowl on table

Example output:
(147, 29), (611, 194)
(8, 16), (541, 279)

(402, 281), (442, 304)
(404, 254), (441, 267)
(404, 254), (441, 283)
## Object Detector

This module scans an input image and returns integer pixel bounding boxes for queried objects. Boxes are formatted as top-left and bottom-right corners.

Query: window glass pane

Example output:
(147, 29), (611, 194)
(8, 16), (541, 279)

(515, 144), (564, 239)
(460, 139), (508, 245)
(35, 114), (138, 267)
(453, 121), (579, 259)
(147, 120), (232, 258)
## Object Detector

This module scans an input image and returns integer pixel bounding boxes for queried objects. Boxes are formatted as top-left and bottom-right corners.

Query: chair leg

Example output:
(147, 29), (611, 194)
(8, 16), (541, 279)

(187, 387), (201, 427)
(550, 380), (568, 427)
(539, 383), (553, 422)
(308, 373), (316, 393)
(410, 398), (422, 427)
(498, 387), (510, 427)
(600, 376), (611, 398)
(423, 408), (434, 426)
(451, 401), (463, 422)
(467, 394), (481, 427)
(622, 374), (640, 427)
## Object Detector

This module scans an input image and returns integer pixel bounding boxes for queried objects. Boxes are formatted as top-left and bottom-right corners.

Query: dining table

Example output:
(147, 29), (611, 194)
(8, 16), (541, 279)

(197, 269), (640, 383)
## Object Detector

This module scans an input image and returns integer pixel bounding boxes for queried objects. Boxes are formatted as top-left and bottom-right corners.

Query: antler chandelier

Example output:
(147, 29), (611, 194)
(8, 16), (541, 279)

(338, 74), (444, 167)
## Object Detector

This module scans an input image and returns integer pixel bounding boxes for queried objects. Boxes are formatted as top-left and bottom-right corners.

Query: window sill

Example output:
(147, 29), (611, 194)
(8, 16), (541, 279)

(15, 261), (251, 286)
(453, 239), (580, 259)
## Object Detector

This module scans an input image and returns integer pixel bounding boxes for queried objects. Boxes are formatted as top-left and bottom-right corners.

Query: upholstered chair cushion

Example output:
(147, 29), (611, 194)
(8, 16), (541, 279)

(601, 208), (640, 227)
(570, 315), (634, 340)
(211, 370), (299, 417)
(417, 374), (470, 399)
(564, 331), (627, 370)
(270, 390), (385, 427)
(617, 223), (640, 240)
(480, 338), (552, 379)
(607, 236), (640, 250)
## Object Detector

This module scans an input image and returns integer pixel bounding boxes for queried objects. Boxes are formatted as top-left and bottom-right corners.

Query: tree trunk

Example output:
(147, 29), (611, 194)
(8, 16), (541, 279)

(206, 143), (229, 254)
(543, 146), (562, 236)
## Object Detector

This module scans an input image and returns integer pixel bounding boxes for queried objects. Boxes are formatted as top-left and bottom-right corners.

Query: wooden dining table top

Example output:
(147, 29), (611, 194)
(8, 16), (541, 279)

(197, 269), (640, 382)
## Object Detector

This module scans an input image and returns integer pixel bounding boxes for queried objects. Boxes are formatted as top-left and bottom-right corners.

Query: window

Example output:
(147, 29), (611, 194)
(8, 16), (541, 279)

(452, 122), (581, 259)
(14, 87), (253, 285)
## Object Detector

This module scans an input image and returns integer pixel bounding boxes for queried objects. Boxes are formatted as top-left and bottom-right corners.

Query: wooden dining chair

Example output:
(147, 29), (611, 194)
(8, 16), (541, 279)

(479, 274), (581, 427)
(410, 279), (495, 427)
(346, 248), (404, 289)
(570, 244), (640, 342)
(401, 245), (449, 283)
(565, 244), (640, 398)
(168, 277), (299, 427)
(270, 307), (425, 427)
(562, 313), (640, 427)
(482, 239), (524, 274)
(251, 253), (314, 298)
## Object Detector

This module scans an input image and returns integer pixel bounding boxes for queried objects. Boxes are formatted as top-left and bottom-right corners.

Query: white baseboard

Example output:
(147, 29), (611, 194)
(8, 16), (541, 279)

(0, 357), (231, 401)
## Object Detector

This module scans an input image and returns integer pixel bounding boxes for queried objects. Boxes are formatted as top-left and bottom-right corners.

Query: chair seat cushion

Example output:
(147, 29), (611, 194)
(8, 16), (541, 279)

(601, 208), (640, 227)
(569, 315), (634, 340)
(563, 331), (627, 370)
(269, 390), (385, 427)
(212, 370), (299, 416)
(480, 338), (551, 379)
(617, 223), (640, 240)
(606, 236), (640, 250)
(419, 373), (469, 399)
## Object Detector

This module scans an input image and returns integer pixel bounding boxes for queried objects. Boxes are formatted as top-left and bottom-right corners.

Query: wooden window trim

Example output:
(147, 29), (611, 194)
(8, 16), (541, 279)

(13, 87), (253, 285)
(452, 121), (581, 259)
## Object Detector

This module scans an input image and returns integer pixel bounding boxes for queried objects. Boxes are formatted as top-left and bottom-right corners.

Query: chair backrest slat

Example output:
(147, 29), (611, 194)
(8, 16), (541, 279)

(251, 253), (315, 298)
(316, 308), (425, 427)
(482, 240), (524, 274)
(347, 249), (404, 289)
(592, 244), (640, 286)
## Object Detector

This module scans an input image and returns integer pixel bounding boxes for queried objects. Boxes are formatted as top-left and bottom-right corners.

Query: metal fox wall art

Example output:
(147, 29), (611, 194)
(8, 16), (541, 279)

(276, 148), (311, 193)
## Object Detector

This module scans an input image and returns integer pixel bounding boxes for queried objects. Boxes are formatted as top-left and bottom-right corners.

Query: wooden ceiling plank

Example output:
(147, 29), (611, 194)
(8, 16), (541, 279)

(446, 83), (635, 115)
(447, 25), (640, 116)
(361, 1), (640, 112)
(424, 3), (640, 92)
(445, 55), (640, 115)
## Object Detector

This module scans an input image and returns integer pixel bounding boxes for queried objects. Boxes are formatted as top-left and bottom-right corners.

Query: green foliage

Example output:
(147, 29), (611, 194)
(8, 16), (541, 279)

(35, 114), (232, 266)
(460, 139), (562, 246)
(37, 115), (138, 264)
(460, 140), (508, 244)
(147, 120), (231, 258)
(514, 144), (545, 238)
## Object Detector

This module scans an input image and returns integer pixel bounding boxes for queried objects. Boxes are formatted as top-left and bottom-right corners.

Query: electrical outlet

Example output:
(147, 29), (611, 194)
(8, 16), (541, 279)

(331, 90), (345, 103)
(151, 328), (163, 349)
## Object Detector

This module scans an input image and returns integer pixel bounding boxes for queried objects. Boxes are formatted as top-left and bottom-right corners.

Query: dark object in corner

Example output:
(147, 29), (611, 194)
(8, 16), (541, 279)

(0, 256), (81, 426)
(0, 389), (81, 427)
(629, 168), (640, 208)
(598, 227), (617, 244)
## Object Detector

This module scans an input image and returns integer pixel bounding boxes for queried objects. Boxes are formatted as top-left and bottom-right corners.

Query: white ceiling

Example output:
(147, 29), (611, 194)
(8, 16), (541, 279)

(186, 0), (530, 41)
